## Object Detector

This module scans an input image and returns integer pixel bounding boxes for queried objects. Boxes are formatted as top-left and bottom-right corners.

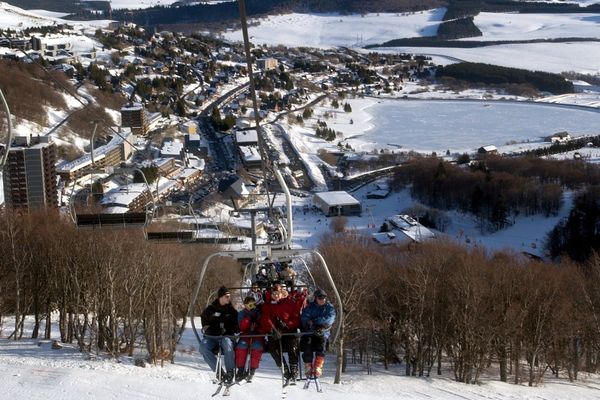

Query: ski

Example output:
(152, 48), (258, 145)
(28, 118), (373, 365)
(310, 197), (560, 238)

(303, 376), (323, 392)
(212, 383), (224, 397)
(223, 383), (234, 397)
(281, 377), (288, 400)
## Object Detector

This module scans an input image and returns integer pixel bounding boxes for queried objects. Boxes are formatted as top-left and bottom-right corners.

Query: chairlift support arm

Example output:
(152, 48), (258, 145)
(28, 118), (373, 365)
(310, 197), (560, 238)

(0, 89), (13, 167)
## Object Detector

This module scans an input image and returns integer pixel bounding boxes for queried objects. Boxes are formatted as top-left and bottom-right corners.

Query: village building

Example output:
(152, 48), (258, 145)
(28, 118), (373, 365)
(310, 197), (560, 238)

(313, 191), (361, 217)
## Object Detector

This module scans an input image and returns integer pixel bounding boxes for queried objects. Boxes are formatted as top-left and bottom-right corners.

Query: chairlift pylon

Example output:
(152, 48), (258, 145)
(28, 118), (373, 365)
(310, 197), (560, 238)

(188, 0), (344, 382)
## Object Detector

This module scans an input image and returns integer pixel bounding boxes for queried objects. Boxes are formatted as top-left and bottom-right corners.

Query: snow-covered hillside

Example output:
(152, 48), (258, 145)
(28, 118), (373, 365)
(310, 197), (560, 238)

(223, 9), (447, 48)
(0, 2), (110, 30)
(222, 8), (600, 74)
(372, 42), (600, 74)
(471, 12), (600, 41)
(92, 0), (235, 10)
(2, 318), (600, 400)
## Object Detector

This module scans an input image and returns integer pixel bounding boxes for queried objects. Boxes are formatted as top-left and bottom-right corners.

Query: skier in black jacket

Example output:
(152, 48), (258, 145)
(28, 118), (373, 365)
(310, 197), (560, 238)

(200, 286), (239, 383)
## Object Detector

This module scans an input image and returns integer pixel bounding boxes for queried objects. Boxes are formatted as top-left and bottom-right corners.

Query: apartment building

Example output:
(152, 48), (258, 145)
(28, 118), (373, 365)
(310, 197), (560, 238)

(3, 135), (58, 210)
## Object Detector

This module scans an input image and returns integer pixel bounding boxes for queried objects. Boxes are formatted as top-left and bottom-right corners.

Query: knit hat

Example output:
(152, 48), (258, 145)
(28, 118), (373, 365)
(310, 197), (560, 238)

(243, 296), (255, 305)
(217, 286), (230, 298)
(314, 288), (327, 299)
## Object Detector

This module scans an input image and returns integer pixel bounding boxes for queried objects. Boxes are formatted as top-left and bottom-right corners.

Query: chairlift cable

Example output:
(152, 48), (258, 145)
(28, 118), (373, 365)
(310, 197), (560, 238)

(238, 0), (274, 217)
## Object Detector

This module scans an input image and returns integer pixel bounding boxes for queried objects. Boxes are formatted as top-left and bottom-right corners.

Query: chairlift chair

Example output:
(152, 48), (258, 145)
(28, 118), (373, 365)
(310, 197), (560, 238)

(145, 193), (199, 242)
(68, 123), (155, 229)
(69, 166), (155, 228)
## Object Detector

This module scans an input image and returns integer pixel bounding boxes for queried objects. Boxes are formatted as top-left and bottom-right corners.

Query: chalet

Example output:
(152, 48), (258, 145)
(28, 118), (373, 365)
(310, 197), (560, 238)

(548, 131), (572, 143)
(478, 145), (498, 155)
(386, 215), (435, 243)
(313, 191), (361, 217)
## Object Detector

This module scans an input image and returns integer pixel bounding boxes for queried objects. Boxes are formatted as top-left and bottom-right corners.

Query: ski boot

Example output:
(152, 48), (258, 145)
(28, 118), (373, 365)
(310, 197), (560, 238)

(235, 367), (246, 382)
(314, 356), (325, 378)
(246, 368), (256, 382)
(224, 369), (234, 385)
(289, 364), (298, 385)
(304, 362), (313, 378)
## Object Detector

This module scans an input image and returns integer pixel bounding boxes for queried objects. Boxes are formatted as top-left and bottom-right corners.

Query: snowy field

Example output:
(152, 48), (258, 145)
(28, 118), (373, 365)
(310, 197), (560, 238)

(369, 42), (600, 74)
(471, 12), (600, 41)
(90, 0), (235, 10)
(219, 8), (600, 75)
(2, 316), (600, 400)
(223, 9), (446, 48)
(0, 3), (110, 30)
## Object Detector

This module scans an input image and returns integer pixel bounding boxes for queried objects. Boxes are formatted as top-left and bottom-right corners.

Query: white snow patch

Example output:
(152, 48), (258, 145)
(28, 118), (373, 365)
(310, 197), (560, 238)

(471, 12), (600, 41)
(372, 42), (600, 74)
(223, 9), (447, 48)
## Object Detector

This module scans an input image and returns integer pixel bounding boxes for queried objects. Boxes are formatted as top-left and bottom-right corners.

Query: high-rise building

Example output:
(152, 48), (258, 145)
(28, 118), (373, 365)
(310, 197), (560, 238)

(3, 135), (58, 210)
(121, 102), (148, 136)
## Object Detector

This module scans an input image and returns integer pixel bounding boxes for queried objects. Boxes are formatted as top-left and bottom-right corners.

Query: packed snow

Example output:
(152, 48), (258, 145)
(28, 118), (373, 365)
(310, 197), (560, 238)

(223, 9), (447, 48)
(3, 315), (600, 400)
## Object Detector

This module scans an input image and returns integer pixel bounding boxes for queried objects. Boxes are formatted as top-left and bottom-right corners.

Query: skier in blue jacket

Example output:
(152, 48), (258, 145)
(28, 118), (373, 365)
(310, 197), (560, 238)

(300, 288), (336, 378)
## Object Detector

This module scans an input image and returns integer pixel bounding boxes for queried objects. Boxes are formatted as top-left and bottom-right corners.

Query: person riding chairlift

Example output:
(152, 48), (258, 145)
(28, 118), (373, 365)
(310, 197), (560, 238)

(199, 286), (239, 384)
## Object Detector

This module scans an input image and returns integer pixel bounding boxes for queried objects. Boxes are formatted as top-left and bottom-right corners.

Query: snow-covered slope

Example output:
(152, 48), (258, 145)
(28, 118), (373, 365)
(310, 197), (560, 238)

(373, 41), (600, 74)
(471, 12), (600, 41)
(2, 319), (600, 400)
(223, 9), (447, 48)
(92, 0), (235, 10)
(0, 2), (110, 30)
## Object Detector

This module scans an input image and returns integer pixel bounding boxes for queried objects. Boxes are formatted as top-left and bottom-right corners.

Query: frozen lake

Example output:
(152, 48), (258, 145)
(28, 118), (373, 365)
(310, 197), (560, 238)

(354, 99), (600, 153)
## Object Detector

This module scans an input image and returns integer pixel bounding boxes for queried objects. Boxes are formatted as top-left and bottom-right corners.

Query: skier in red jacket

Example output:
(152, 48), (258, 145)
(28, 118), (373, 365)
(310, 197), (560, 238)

(259, 287), (306, 385)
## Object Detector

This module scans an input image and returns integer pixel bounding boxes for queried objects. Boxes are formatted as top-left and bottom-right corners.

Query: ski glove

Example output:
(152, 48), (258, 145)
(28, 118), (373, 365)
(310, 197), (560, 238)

(275, 317), (288, 330)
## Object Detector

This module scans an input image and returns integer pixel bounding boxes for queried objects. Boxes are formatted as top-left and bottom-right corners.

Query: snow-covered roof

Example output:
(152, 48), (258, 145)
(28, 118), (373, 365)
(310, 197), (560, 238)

(57, 130), (133, 173)
(103, 206), (131, 214)
(387, 215), (435, 243)
(161, 140), (183, 157)
(479, 145), (498, 152)
(121, 102), (144, 111)
(240, 145), (261, 162)
(178, 168), (202, 179)
(313, 191), (360, 207)
(236, 129), (259, 145)
(100, 183), (149, 207)
(372, 231), (412, 246)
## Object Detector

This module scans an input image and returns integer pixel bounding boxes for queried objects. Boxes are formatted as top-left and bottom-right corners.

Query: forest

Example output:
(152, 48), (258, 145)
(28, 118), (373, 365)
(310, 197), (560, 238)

(4, 210), (600, 388)
(436, 62), (574, 95)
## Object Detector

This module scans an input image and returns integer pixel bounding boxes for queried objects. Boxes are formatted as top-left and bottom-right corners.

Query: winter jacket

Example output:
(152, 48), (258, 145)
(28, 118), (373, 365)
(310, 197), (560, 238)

(259, 291), (306, 335)
(238, 307), (260, 334)
(201, 299), (239, 336)
(301, 301), (336, 339)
